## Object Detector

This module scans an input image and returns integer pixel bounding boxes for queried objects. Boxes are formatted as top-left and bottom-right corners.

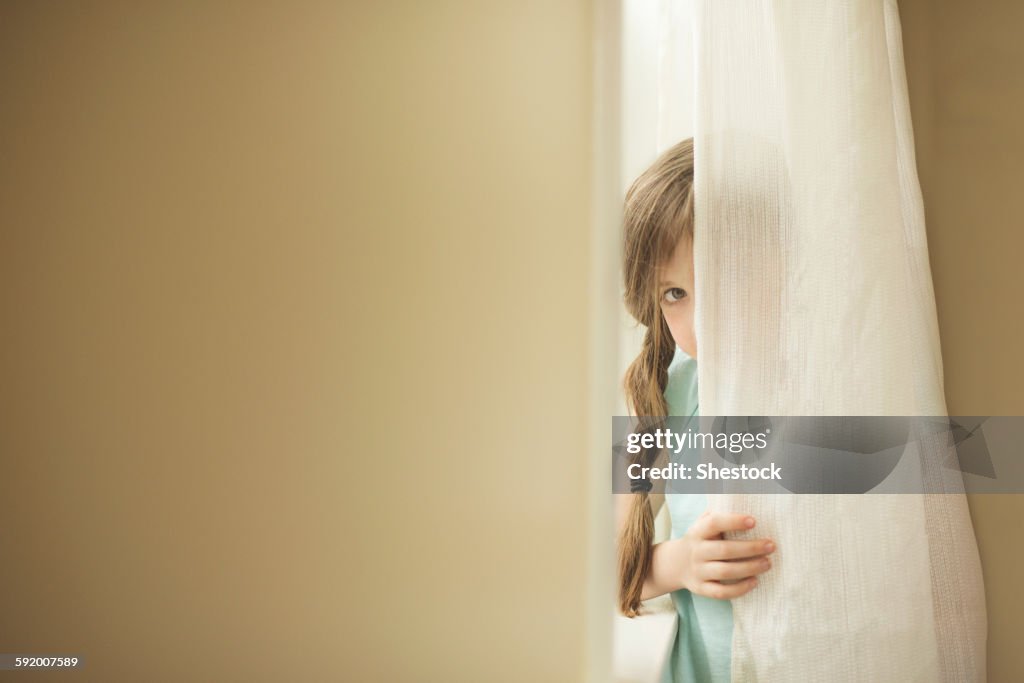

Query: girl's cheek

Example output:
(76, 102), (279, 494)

(662, 308), (686, 346)
(663, 305), (697, 357)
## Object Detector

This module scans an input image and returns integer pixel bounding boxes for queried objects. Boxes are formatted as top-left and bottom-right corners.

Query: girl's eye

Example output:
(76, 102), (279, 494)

(663, 287), (688, 303)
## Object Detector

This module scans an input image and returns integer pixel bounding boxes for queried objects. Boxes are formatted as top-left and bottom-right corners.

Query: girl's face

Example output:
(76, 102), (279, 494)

(657, 236), (697, 359)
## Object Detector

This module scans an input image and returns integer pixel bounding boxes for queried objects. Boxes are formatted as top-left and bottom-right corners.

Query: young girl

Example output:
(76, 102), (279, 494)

(616, 137), (777, 683)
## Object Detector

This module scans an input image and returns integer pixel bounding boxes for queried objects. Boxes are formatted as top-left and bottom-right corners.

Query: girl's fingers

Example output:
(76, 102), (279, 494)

(699, 557), (772, 582)
(694, 512), (757, 539)
(698, 538), (776, 561)
(694, 577), (759, 601)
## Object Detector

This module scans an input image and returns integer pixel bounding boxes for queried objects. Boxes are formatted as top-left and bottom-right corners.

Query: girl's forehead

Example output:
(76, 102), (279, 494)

(659, 237), (694, 274)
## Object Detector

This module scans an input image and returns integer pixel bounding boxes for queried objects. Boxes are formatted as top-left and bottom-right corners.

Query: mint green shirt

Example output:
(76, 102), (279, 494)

(659, 349), (733, 683)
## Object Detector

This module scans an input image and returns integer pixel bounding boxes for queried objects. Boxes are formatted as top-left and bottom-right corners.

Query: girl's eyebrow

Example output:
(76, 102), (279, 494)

(659, 280), (682, 287)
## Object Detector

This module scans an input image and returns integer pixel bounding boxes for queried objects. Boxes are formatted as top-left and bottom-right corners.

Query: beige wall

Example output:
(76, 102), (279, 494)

(901, 0), (1024, 679)
(0, 2), (606, 681)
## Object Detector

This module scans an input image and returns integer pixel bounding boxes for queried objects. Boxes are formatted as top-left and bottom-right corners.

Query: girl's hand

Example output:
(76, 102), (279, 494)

(658, 511), (775, 601)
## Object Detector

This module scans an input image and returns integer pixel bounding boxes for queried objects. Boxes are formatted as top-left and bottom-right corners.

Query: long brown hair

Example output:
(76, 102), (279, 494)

(619, 137), (695, 617)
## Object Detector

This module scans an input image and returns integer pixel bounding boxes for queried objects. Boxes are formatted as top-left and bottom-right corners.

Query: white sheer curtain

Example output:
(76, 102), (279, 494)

(688, 1), (987, 680)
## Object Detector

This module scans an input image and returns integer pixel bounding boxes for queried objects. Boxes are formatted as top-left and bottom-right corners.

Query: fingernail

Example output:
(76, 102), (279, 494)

(764, 542), (775, 552)
(745, 517), (755, 528)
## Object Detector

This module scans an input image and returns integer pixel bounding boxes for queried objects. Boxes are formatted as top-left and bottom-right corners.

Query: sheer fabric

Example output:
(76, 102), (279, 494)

(689, 1), (986, 680)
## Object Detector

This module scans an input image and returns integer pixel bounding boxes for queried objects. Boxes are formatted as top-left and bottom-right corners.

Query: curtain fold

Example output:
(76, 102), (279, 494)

(690, 1), (987, 680)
